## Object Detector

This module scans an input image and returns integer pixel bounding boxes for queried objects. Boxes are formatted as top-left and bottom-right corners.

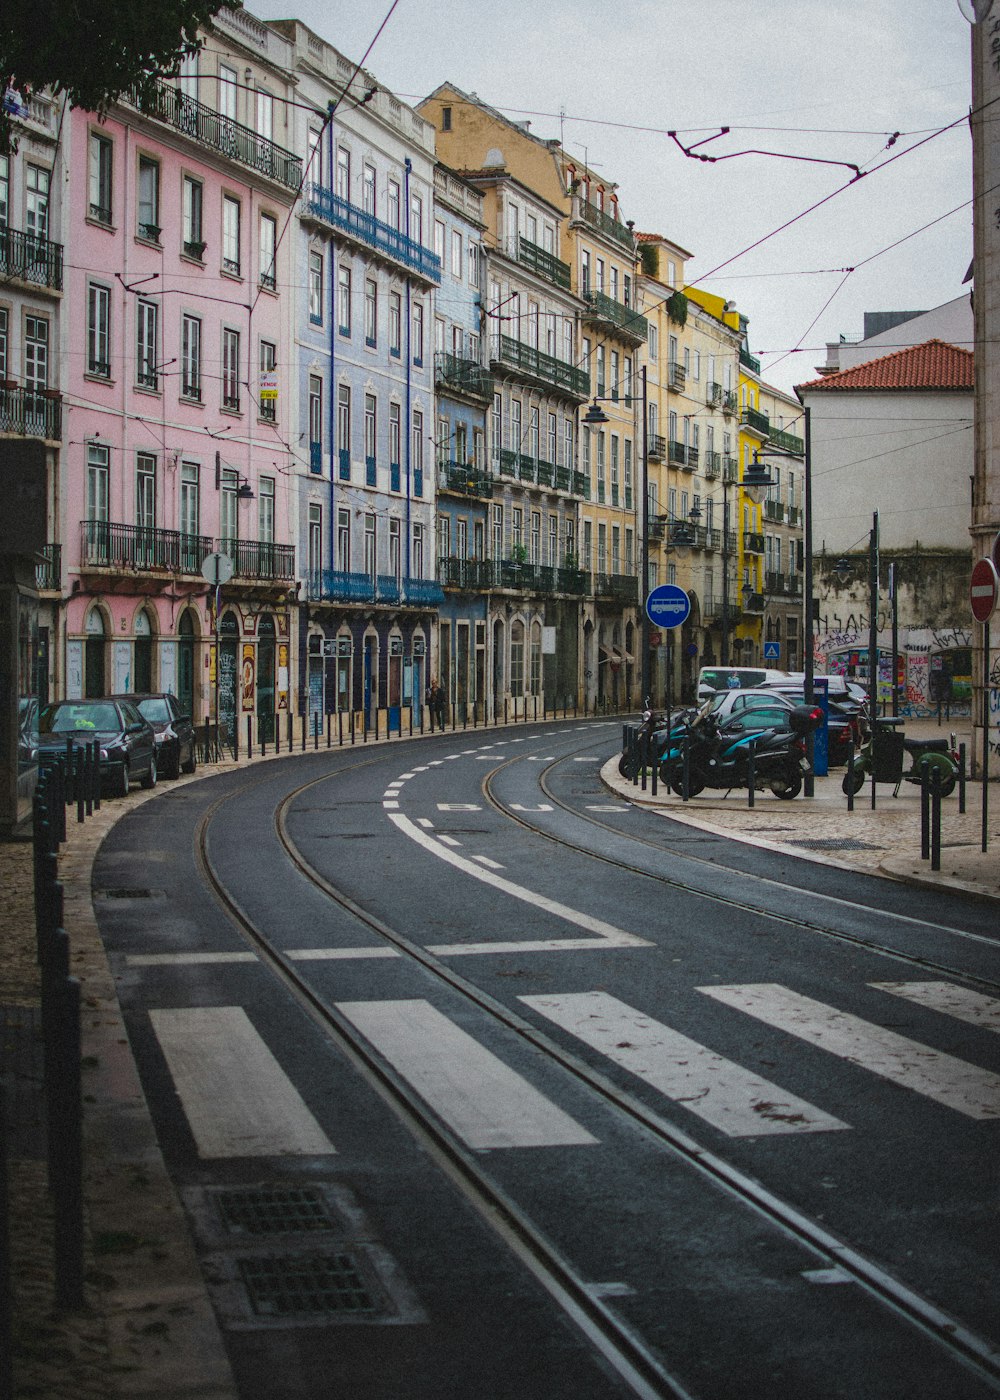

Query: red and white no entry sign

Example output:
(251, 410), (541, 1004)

(970, 557), (999, 623)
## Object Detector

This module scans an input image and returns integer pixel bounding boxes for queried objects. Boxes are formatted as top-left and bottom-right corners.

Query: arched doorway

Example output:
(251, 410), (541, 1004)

(218, 612), (239, 746)
(134, 609), (153, 693)
(257, 616), (275, 743)
(85, 610), (107, 697)
(178, 611), (196, 720)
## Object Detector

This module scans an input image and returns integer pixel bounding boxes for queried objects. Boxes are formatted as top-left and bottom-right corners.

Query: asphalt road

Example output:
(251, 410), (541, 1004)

(93, 721), (1000, 1400)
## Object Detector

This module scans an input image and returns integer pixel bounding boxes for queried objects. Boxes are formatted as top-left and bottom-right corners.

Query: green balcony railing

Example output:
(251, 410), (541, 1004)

(442, 461), (495, 498)
(739, 348), (761, 375)
(768, 424), (804, 455)
(582, 289), (648, 343)
(647, 434), (666, 462)
(495, 335), (590, 399)
(743, 531), (766, 554)
(434, 352), (493, 401)
(575, 199), (635, 253)
(126, 78), (302, 189)
(516, 236), (571, 289)
(740, 406), (770, 436)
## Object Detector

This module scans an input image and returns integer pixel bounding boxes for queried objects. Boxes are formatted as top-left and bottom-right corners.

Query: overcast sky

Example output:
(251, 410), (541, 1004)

(249, 0), (974, 395)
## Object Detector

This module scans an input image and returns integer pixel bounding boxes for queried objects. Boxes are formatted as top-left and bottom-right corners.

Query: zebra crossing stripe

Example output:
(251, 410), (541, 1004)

(149, 1006), (335, 1158)
(335, 999), (597, 1150)
(701, 984), (1000, 1120)
(871, 981), (1000, 1033)
(519, 991), (847, 1138)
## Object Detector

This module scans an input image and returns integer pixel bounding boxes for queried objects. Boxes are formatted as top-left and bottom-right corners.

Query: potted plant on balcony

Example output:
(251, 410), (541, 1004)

(510, 543), (528, 564)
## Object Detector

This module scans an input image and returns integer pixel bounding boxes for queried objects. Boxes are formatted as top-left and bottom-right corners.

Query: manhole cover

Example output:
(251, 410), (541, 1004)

(215, 1186), (334, 1236)
(239, 1251), (378, 1317)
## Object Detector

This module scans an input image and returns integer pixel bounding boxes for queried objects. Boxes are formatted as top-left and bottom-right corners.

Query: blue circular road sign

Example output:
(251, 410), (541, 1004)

(645, 583), (691, 629)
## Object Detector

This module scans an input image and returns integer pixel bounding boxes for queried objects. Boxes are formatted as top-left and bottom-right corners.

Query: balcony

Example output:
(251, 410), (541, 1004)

(515, 235), (571, 289)
(722, 390), (737, 416)
(498, 449), (518, 478)
(706, 382), (723, 408)
(768, 424), (804, 456)
(80, 520), (212, 575)
(739, 348), (761, 375)
(0, 227), (63, 291)
(787, 573), (803, 595)
(35, 543), (60, 590)
(787, 505), (802, 528)
(572, 198), (636, 253)
(743, 531), (765, 555)
(722, 457), (739, 482)
(219, 538), (296, 582)
(740, 406), (770, 437)
(305, 183), (441, 284)
(668, 440), (687, 467)
(441, 461), (495, 498)
(572, 470), (590, 500)
(1, 387), (61, 440)
(494, 335), (590, 400)
(667, 361), (686, 390)
(518, 454), (536, 483)
(704, 452), (721, 479)
(309, 570), (444, 606)
(741, 591), (765, 614)
(435, 351), (493, 401)
(582, 289), (648, 344)
(647, 434), (666, 463)
(763, 498), (785, 524)
(126, 78), (302, 190)
(765, 570), (785, 595)
(594, 573), (639, 605)
(440, 557), (494, 591)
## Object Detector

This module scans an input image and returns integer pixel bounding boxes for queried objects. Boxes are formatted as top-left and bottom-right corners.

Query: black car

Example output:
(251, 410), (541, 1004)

(35, 698), (158, 796)
(109, 692), (197, 780)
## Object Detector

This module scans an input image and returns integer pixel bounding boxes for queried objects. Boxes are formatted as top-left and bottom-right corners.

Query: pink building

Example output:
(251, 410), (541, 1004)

(61, 10), (300, 741)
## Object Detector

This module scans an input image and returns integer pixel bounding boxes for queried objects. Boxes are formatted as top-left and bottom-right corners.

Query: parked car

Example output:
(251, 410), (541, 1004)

(34, 698), (157, 796)
(755, 679), (870, 750)
(705, 687), (856, 766)
(108, 692), (196, 780)
(695, 665), (788, 705)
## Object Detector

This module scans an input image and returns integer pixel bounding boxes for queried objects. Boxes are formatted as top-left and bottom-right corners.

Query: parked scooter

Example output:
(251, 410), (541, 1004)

(618, 704), (696, 780)
(841, 720), (960, 797)
(659, 703), (820, 800)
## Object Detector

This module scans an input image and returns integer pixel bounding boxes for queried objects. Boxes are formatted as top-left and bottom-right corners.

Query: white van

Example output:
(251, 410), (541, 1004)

(696, 665), (788, 705)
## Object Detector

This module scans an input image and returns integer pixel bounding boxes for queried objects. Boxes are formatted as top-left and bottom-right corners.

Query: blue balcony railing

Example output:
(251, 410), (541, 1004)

(309, 570), (445, 606)
(305, 183), (441, 284)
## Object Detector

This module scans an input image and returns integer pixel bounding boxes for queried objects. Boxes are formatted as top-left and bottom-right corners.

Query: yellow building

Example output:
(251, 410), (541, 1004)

(420, 82), (643, 709)
(756, 380), (806, 671)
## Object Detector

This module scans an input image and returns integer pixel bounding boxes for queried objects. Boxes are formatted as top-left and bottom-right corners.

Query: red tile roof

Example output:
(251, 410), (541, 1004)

(796, 339), (972, 392)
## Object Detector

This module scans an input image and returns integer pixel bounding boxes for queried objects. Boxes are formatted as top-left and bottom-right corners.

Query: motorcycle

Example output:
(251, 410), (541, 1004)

(659, 703), (820, 800)
(618, 704), (698, 780)
(841, 721), (959, 797)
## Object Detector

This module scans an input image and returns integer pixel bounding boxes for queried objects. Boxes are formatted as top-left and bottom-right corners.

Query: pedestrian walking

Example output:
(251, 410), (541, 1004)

(435, 680), (448, 731)
(426, 677), (445, 731)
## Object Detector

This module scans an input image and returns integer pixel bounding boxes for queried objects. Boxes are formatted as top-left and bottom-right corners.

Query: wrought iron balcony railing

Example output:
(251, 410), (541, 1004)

(494, 335), (590, 400)
(743, 531), (766, 554)
(81, 520), (213, 574)
(667, 361), (686, 389)
(218, 538), (295, 581)
(435, 351), (493, 400)
(722, 390), (737, 415)
(740, 406), (770, 436)
(515, 235), (571, 289)
(704, 451), (721, 479)
(1, 387), (61, 440)
(582, 289), (649, 343)
(739, 347), (761, 375)
(35, 542), (60, 590)
(0, 226), (63, 290)
(441, 461), (495, 498)
(763, 498), (785, 523)
(768, 425), (804, 455)
(647, 433), (666, 462)
(307, 569), (444, 605)
(126, 78), (302, 190)
(305, 183), (441, 284)
(573, 198), (636, 253)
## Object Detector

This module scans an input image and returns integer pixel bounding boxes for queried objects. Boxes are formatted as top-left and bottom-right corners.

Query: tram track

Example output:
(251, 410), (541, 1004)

(188, 733), (1000, 1396)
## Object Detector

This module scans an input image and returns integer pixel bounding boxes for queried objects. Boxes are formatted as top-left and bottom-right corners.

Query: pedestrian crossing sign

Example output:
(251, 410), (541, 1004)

(764, 641), (781, 661)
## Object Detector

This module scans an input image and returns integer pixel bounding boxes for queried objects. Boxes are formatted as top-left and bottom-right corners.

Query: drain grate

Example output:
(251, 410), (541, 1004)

(791, 837), (880, 852)
(99, 887), (157, 899)
(215, 1186), (334, 1237)
(239, 1251), (377, 1317)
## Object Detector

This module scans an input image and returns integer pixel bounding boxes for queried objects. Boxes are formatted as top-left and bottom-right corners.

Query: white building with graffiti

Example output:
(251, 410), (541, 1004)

(797, 338), (974, 716)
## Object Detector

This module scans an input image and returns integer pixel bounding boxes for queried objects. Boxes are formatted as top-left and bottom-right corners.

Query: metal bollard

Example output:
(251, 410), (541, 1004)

(747, 742), (756, 808)
(84, 742), (94, 818)
(314, 712), (319, 749)
(930, 766), (942, 872)
(651, 738), (658, 796)
(920, 763), (930, 861)
(959, 743), (966, 815)
(846, 741), (855, 813)
(682, 736), (691, 803)
(640, 732), (648, 792)
(50, 972), (84, 1310)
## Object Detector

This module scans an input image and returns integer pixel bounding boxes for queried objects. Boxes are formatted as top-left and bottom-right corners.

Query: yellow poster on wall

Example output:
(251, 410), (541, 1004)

(241, 643), (255, 711)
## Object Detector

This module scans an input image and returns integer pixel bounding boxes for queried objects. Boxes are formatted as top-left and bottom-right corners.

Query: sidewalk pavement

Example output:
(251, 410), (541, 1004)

(2, 718), (999, 1399)
(601, 717), (1000, 904)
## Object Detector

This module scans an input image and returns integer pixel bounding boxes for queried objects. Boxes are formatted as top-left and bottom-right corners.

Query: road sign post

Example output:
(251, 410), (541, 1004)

(645, 585), (692, 785)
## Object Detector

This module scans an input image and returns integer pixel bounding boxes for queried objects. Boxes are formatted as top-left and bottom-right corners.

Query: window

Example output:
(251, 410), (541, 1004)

(136, 453), (156, 531)
(365, 277), (377, 346)
(611, 349), (619, 400)
(389, 290), (401, 357)
(610, 435), (619, 503)
(413, 521), (424, 576)
(564, 419), (573, 470)
(0, 307), (8, 380)
(389, 518), (401, 581)
(610, 266), (618, 301)
(412, 409), (424, 495)
(309, 249), (323, 324)
(365, 513), (376, 579)
(596, 346), (606, 396)
(26, 163), (50, 243)
(410, 192), (423, 244)
(451, 230), (462, 278)
(0, 156), (7, 230)
(309, 376), (322, 468)
(530, 510), (541, 564)
(222, 196), (241, 275)
(89, 133), (112, 224)
(468, 240), (479, 287)
(412, 301), (424, 365)
(182, 177), (204, 257)
(548, 412), (557, 465)
(136, 300), (158, 389)
(24, 315), (47, 393)
(492, 503), (503, 560)
(180, 461), (200, 538)
(259, 340), (276, 421)
(434, 219), (445, 264)
(220, 468), (238, 543)
(389, 402), (401, 486)
(87, 442), (109, 522)
(512, 506), (523, 552)
(219, 64), (237, 121)
(338, 265), (351, 335)
(491, 392), (502, 469)
(222, 327), (240, 410)
(259, 212), (276, 289)
(363, 162), (376, 215)
(529, 405), (539, 460)
(308, 503), (322, 585)
(87, 283), (111, 378)
(255, 89), (272, 140)
(338, 384), (351, 477)
(387, 178), (400, 231)
(336, 146), (350, 201)
(649, 323), (658, 360)
(596, 257), (605, 293)
(364, 393), (377, 480)
(137, 157), (159, 240)
(581, 248), (591, 293)
(259, 476), (274, 544)
(337, 507), (350, 570)
(181, 314), (201, 399)
(441, 105), (452, 131)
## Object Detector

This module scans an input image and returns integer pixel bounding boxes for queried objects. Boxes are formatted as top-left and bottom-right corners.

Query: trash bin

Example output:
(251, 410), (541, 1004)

(871, 723), (905, 783)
